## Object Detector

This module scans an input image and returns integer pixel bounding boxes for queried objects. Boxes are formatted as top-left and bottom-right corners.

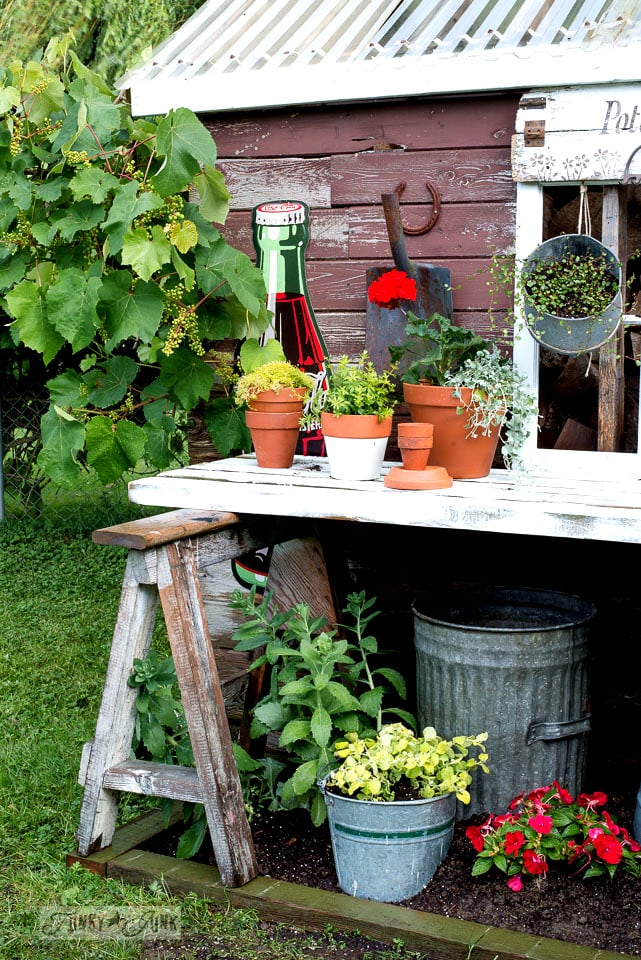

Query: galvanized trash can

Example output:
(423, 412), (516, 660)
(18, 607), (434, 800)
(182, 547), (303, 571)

(413, 586), (595, 817)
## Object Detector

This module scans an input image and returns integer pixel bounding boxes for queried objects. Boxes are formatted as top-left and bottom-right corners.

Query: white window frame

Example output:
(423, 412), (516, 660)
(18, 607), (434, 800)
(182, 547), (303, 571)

(512, 111), (641, 479)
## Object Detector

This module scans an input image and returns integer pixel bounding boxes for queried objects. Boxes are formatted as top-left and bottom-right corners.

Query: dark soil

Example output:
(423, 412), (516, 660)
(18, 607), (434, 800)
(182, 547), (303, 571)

(145, 786), (641, 957)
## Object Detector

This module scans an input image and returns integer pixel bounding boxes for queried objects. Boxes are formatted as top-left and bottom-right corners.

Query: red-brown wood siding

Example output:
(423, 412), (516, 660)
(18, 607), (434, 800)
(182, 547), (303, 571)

(204, 94), (521, 358)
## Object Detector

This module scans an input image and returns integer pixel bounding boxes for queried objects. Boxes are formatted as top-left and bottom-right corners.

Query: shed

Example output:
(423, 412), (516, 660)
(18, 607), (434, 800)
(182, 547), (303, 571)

(119, 0), (641, 477)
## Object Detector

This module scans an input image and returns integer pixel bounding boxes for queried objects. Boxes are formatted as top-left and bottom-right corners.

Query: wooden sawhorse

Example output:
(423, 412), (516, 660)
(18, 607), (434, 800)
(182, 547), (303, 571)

(75, 508), (337, 888)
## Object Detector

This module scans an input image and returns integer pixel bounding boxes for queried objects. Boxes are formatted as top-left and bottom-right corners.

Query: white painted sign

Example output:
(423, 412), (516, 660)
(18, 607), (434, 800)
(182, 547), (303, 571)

(512, 83), (641, 183)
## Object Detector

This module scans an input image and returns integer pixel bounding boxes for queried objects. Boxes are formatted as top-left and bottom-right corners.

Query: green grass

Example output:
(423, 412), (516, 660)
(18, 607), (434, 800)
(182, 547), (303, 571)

(0, 512), (422, 960)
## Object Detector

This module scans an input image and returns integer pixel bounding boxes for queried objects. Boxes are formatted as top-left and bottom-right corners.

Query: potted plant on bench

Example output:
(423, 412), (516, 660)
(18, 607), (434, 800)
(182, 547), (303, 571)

(300, 351), (399, 480)
(371, 269), (537, 477)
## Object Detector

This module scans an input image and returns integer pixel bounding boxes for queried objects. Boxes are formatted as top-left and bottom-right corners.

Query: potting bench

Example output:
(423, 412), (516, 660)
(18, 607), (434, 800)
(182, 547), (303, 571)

(75, 454), (641, 891)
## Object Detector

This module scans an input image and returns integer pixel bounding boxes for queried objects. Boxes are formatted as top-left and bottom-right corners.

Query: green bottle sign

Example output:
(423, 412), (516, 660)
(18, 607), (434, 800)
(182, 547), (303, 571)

(252, 200), (329, 456)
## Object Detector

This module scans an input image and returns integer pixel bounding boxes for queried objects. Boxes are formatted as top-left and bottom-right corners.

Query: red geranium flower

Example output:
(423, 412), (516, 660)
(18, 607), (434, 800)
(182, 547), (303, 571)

(367, 269), (417, 309)
(507, 875), (523, 892)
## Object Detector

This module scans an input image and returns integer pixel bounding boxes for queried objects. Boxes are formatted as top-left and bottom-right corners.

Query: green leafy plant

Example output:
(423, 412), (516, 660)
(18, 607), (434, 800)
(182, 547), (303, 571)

(389, 312), (491, 386)
(521, 249), (619, 320)
(466, 781), (641, 892)
(445, 347), (539, 471)
(0, 38), (273, 488)
(300, 351), (398, 429)
(234, 359), (314, 408)
(486, 244), (623, 340)
(230, 588), (415, 825)
(127, 648), (285, 858)
(325, 722), (489, 803)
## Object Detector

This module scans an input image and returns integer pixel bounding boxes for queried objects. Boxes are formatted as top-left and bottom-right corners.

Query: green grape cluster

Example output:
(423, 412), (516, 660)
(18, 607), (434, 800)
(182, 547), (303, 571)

(0, 211), (33, 249)
(162, 194), (184, 224)
(81, 227), (100, 268)
(65, 150), (91, 166)
(29, 78), (53, 96)
(162, 305), (204, 357)
(9, 116), (23, 156)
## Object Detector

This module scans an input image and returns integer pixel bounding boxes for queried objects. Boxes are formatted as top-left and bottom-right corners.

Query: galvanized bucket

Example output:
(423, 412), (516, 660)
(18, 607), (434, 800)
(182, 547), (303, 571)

(413, 586), (595, 817)
(322, 786), (455, 902)
(521, 234), (622, 356)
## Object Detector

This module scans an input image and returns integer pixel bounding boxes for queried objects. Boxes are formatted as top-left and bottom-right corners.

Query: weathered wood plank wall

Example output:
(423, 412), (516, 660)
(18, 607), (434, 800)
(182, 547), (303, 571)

(204, 94), (520, 359)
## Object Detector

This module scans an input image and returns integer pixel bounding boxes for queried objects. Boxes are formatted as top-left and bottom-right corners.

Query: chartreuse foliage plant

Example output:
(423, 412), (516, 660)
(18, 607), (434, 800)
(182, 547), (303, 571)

(325, 723), (489, 803)
(230, 588), (416, 826)
(0, 37), (272, 487)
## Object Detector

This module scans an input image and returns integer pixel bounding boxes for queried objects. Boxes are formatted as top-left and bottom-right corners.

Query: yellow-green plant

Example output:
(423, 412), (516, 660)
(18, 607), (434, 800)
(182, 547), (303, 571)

(325, 722), (489, 804)
(234, 360), (314, 407)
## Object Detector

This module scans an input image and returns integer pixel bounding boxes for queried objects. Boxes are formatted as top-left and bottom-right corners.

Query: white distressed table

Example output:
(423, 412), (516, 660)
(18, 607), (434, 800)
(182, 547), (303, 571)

(128, 455), (641, 544)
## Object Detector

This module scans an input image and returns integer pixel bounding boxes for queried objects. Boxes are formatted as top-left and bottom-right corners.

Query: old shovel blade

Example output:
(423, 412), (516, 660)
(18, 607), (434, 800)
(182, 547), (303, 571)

(365, 264), (453, 375)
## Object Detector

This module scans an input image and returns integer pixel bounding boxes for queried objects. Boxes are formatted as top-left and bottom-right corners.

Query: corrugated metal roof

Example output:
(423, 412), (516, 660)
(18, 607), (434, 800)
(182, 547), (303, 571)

(119, 0), (641, 116)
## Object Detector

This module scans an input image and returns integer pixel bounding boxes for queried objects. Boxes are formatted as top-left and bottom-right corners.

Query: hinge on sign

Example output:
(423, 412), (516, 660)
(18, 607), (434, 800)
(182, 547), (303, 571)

(524, 119), (545, 147)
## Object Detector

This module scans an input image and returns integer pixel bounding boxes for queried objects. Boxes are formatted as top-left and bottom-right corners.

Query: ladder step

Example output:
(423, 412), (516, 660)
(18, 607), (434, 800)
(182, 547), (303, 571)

(103, 760), (203, 803)
(93, 509), (240, 550)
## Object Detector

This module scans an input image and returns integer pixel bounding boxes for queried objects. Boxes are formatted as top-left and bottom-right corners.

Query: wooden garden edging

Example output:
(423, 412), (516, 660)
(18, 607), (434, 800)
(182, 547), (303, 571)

(68, 811), (623, 960)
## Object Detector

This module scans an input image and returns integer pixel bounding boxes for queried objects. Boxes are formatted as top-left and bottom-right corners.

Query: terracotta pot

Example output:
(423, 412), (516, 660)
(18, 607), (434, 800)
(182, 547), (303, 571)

(403, 383), (500, 479)
(321, 413), (392, 480)
(397, 422), (434, 442)
(245, 410), (301, 468)
(397, 421), (434, 469)
(248, 387), (308, 413)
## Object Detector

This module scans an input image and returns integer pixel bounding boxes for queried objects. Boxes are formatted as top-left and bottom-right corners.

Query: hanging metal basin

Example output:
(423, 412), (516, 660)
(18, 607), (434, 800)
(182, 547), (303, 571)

(521, 234), (622, 356)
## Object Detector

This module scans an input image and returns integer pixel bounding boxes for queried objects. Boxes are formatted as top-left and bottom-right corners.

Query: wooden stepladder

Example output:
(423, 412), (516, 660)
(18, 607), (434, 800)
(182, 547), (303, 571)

(76, 509), (275, 886)
(75, 507), (338, 888)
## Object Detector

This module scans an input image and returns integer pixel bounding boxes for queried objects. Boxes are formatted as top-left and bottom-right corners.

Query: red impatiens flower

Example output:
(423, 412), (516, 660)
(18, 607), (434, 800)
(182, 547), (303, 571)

(522, 849), (549, 875)
(468, 782), (641, 891)
(528, 813), (553, 835)
(367, 269), (417, 309)
(593, 833), (623, 865)
(504, 831), (526, 855)
(465, 824), (485, 853)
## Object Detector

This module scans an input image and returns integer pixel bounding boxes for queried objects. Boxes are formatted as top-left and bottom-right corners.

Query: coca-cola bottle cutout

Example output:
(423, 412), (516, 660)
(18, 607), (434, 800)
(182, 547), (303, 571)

(252, 200), (329, 456)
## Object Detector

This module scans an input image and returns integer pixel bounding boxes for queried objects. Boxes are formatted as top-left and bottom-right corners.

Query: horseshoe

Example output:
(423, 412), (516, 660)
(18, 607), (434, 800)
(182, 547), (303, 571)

(393, 180), (441, 235)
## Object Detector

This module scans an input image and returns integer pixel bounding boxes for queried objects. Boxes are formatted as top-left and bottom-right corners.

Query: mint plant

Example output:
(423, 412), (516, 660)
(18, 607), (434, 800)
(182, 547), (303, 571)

(0, 38), (272, 487)
(230, 588), (416, 826)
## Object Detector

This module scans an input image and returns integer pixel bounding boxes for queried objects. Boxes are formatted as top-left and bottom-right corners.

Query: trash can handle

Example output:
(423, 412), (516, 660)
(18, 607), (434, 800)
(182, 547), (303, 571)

(526, 713), (591, 745)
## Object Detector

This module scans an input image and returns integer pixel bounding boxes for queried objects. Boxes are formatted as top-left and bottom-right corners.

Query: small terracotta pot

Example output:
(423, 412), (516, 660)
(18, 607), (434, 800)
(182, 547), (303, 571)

(245, 410), (301, 468)
(248, 387), (308, 413)
(397, 422), (434, 442)
(399, 438), (433, 471)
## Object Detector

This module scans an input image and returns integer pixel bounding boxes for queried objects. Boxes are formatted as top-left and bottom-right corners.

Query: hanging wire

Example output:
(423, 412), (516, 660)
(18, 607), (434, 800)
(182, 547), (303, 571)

(576, 184), (594, 375)
(577, 183), (592, 236)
